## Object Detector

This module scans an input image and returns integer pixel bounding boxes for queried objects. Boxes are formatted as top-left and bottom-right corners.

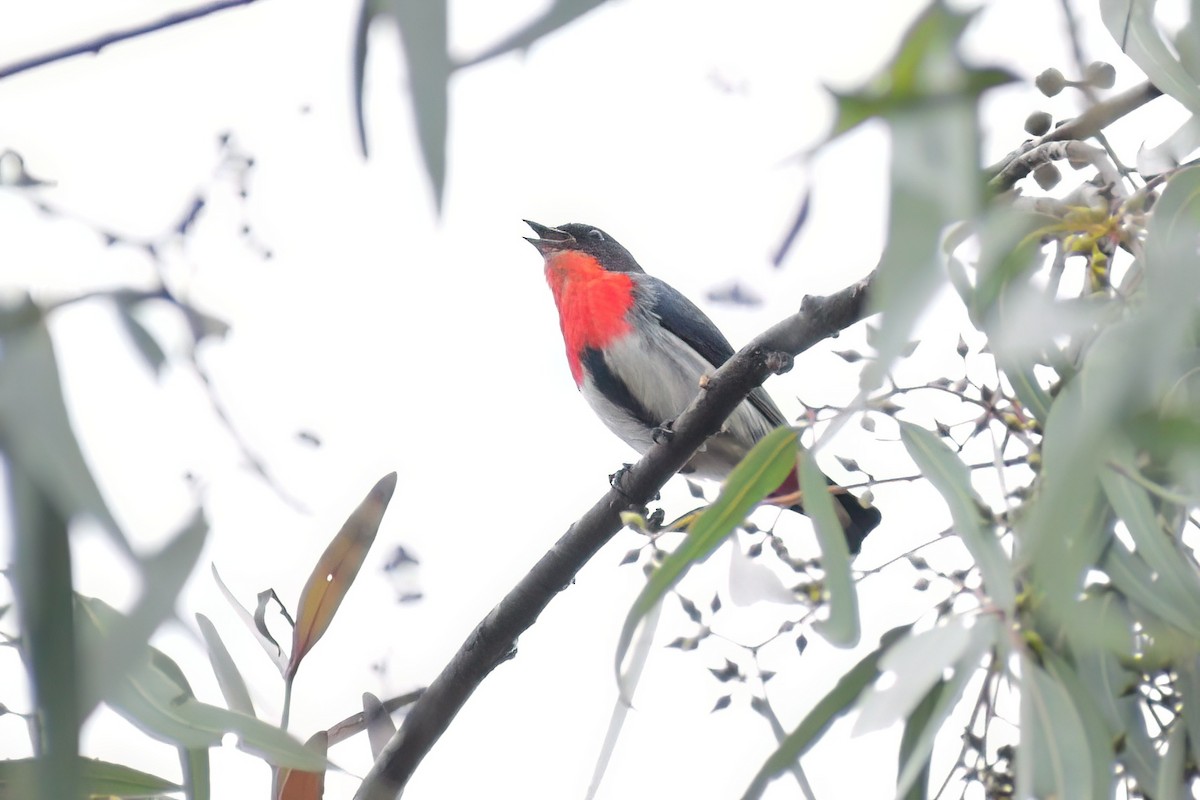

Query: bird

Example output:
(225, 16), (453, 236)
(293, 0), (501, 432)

(524, 220), (881, 553)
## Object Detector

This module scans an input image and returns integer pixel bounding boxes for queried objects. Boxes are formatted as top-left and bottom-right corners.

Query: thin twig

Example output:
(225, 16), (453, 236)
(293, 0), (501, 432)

(0, 0), (262, 81)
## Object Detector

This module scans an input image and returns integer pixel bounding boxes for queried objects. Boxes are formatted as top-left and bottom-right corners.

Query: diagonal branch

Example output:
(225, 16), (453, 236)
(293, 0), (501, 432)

(0, 0), (262, 82)
(353, 274), (877, 800)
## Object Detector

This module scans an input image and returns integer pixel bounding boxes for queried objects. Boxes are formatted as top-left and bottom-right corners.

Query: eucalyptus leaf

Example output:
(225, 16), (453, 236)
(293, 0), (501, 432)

(799, 454), (858, 646)
(614, 427), (798, 700)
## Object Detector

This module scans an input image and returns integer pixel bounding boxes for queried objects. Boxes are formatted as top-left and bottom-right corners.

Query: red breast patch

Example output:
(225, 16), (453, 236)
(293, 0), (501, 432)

(544, 251), (635, 385)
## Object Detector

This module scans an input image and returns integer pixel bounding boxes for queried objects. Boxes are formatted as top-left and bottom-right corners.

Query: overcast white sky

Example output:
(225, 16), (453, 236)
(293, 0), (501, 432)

(0, 0), (1178, 798)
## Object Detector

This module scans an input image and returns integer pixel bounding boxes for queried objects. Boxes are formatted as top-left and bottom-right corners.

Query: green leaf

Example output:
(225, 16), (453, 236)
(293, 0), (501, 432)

(459, 0), (609, 68)
(1039, 650), (1117, 799)
(0, 756), (180, 799)
(740, 626), (910, 800)
(354, 0), (451, 210)
(75, 597), (325, 771)
(891, 618), (997, 798)
(1101, 0), (1200, 115)
(1017, 656), (1094, 800)
(81, 510), (208, 718)
(1103, 544), (1200, 638)
(114, 297), (166, 376)
(827, 3), (1015, 138)
(211, 563), (288, 675)
(1067, 591), (1160, 789)
(799, 454), (858, 646)
(196, 613), (256, 718)
(6, 469), (79, 800)
(1140, 166), (1200, 390)
(899, 422), (1015, 613)
(363, 693), (396, 761)
(1155, 713), (1187, 800)
(614, 427), (798, 698)
(1175, 662), (1200, 778)
(832, 2), (1010, 390)
(0, 297), (130, 554)
(896, 680), (949, 800)
(1101, 444), (1200, 625)
(180, 746), (210, 800)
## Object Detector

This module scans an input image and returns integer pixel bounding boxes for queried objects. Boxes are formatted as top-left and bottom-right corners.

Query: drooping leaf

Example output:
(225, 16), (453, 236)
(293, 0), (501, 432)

(1038, 650), (1116, 799)
(6, 469), (79, 800)
(1101, 0), (1200, 114)
(1017, 655), (1094, 800)
(0, 756), (179, 799)
(211, 563), (289, 675)
(458, 0), (609, 67)
(896, 680), (950, 800)
(114, 296), (167, 376)
(196, 613), (256, 718)
(889, 618), (996, 798)
(798, 454), (858, 646)
(827, 3), (1015, 138)
(288, 472), (397, 680)
(899, 422), (1015, 613)
(81, 510), (209, 716)
(590, 600), (660, 800)
(615, 427), (798, 699)
(1101, 445), (1200, 625)
(855, 616), (976, 734)
(362, 693), (396, 761)
(179, 746), (210, 800)
(740, 626), (910, 800)
(354, 0), (451, 210)
(75, 596), (324, 771)
(0, 296), (129, 554)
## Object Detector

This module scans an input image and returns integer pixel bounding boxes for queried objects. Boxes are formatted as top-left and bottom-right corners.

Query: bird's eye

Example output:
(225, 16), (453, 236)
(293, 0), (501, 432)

(588, 229), (605, 241)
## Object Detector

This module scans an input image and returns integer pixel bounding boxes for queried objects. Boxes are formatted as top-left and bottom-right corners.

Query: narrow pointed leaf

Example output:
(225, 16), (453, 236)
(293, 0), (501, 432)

(740, 626), (910, 800)
(892, 619), (996, 798)
(396, 0), (450, 210)
(459, 0), (608, 67)
(1101, 0), (1200, 114)
(0, 756), (180, 798)
(0, 297), (130, 554)
(196, 613), (256, 717)
(180, 746), (210, 800)
(76, 596), (324, 771)
(798, 454), (858, 646)
(82, 510), (208, 716)
(897, 680), (950, 800)
(212, 563), (289, 675)
(900, 422), (1015, 613)
(288, 472), (397, 680)
(363, 693), (396, 760)
(7, 468), (79, 800)
(1101, 446), (1200, 623)
(114, 298), (167, 376)
(1017, 656), (1093, 800)
(615, 428), (798, 698)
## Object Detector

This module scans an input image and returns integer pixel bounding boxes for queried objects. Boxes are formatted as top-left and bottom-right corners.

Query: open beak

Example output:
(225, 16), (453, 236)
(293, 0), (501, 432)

(523, 220), (574, 255)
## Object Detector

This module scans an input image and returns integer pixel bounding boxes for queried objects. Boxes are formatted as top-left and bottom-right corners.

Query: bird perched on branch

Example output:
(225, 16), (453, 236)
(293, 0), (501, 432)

(524, 220), (881, 553)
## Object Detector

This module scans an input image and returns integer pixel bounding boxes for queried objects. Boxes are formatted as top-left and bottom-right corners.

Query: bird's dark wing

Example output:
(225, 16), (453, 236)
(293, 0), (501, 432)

(640, 275), (789, 428)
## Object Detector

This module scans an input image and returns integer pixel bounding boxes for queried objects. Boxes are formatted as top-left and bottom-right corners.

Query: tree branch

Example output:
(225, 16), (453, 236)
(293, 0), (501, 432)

(352, 274), (876, 800)
(0, 0), (262, 82)
(987, 80), (1163, 192)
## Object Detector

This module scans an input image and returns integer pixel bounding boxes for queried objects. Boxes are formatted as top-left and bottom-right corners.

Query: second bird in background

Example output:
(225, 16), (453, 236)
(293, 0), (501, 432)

(524, 220), (880, 553)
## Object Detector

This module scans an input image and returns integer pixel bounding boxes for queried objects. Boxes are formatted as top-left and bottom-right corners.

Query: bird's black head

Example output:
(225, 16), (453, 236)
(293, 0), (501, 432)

(523, 220), (644, 273)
